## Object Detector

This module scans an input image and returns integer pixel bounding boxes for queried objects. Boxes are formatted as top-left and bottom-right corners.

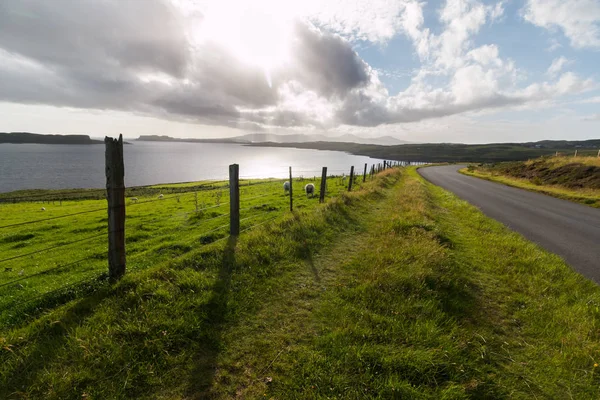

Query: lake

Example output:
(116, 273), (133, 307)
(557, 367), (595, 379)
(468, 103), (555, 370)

(0, 141), (388, 193)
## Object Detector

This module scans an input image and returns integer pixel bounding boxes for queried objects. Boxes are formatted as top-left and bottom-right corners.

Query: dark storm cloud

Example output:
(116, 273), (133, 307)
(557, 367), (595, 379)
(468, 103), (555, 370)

(288, 22), (372, 97)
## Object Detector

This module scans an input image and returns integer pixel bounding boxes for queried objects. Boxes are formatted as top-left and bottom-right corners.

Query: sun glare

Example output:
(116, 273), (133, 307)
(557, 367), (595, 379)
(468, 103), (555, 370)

(192, 0), (295, 86)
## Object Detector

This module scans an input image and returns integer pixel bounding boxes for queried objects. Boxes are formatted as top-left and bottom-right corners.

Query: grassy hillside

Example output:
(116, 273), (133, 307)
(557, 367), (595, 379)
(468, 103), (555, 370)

(462, 155), (600, 207)
(2, 168), (600, 398)
(248, 139), (600, 163)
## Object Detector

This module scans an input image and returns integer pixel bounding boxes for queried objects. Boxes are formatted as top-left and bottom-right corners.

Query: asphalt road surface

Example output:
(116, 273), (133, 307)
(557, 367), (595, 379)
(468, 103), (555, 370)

(419, 165), (600, 283)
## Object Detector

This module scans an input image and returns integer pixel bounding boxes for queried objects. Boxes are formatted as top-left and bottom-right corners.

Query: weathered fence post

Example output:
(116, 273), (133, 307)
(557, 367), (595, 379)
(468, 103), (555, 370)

(319, 167), (327, 203)
(229, 164), (240, 236)
(348, 166), (355, 192)
(363, 163), (367, 182)
(289, 166), (293, 212)
(105, 134), (126, 280)
(574, 150), (578, 157)
(371, 164), (375, 179)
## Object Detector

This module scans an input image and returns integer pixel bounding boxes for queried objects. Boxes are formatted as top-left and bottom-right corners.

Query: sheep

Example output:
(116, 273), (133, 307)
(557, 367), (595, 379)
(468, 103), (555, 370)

(158, 194), (164, 200)
(283, 181), (290, 194)
(304, 183), (315, 198)
(41, 207), (46, 211)
(130, 197), (138, 203)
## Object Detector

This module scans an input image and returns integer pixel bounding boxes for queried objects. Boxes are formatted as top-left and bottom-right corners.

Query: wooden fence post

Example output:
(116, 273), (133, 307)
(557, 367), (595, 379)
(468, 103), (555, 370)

(229, 164), (240, 236)
(371, 164), (374, 179)
(105, 134), (126, 280)
(348, 166), (355, 192)
(363, 163), (367, 182)
(319, 167), (327, 203)
(289, 166), (293, 212)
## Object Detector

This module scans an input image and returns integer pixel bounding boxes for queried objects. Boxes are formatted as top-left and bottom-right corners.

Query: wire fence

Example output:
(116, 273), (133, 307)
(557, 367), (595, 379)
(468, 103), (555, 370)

(0, 156), (404, 327)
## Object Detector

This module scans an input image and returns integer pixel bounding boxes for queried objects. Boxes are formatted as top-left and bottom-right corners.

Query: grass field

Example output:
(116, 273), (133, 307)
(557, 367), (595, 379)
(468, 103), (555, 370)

(0, 173), (357, 329)
(2, 167), (600, 398)
(461, 155), (600, 207)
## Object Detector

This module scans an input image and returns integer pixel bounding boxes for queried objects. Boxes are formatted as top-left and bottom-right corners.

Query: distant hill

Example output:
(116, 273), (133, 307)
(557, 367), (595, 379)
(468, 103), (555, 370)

(0, 132), (102, 145)
(136, 133), (409, 146)
(245, 139), (600, 163)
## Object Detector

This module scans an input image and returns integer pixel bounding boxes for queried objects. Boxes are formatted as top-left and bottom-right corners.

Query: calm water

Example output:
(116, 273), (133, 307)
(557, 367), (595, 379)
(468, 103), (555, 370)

(0, 141), (388, 193)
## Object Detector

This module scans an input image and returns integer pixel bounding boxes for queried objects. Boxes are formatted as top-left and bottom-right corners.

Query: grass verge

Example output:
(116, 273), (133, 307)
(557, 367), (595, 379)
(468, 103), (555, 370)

(460, 156), (600, 207)
(2, 168), (600, 399)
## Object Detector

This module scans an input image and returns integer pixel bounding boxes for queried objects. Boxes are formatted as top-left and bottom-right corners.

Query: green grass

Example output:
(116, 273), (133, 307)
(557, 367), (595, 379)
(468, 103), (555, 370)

(0, 174), (359, 329)
(2, 168), (600, 398)
(462, 155), (600, 207)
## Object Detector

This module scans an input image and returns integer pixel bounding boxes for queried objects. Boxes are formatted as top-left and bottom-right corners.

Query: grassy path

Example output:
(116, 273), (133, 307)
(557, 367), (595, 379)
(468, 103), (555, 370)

(205, 169), (600, 399)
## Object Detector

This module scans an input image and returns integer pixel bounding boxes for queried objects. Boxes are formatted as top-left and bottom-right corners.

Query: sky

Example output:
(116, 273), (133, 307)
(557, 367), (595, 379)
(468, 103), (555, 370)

(0, 0), (599, 144)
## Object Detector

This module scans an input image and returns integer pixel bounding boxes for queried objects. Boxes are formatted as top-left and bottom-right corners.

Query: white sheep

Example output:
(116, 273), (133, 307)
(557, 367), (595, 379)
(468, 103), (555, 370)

(130, 197), (138, 203)
(41, 207), (46, 211)
(158, 194), (164, 199)
(305, 183), (315, 198)
(283, 181), (290, 194)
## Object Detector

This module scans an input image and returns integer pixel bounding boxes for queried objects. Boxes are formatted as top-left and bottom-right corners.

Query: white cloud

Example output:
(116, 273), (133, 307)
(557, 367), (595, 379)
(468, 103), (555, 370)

(578, 96), (600, 103)
(523, 0), (600, 49)
(583, 114), (600, 121)
(301, 0), (410, 43)
(546, 56), (572, 77)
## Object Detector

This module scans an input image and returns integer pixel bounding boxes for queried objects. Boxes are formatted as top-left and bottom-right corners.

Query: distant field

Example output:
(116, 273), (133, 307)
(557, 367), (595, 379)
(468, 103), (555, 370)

(462, 155), (600, 207)
(0, 173), (356, 328)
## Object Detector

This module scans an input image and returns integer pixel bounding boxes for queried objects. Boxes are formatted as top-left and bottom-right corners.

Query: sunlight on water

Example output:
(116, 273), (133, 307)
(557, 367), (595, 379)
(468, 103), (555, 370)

(0, 142), (388, 192)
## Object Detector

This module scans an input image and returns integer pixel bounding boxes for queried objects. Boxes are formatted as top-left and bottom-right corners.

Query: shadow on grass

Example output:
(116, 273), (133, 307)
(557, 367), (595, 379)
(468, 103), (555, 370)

(304, 250), (321, 283)
(0, 285), (111, 397)
(185, 235), (237, 399)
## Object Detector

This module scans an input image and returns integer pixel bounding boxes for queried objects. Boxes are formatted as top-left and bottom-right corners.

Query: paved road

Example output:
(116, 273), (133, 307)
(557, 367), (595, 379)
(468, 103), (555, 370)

(419, 165), (600, 283)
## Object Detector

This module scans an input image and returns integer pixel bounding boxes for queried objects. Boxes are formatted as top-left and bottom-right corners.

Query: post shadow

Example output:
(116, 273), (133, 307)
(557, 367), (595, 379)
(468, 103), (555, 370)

(185, 235), (238, 398)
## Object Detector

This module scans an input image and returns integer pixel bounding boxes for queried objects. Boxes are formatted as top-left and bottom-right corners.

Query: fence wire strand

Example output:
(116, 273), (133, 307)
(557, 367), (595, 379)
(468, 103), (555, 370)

(0, 207), (106, 229)
(0, 233), (105, 264)
(0, 257), (92, 289)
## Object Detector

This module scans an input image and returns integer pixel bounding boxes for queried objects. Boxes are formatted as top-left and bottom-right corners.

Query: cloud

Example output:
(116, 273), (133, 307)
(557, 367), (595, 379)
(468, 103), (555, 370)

(0, 0), (596, 132)
(578, 96), (600, 104)
(546, 56), (572, 77)
(583, 114), (600, 121)
(523, 0), (600, 49)
(300, 0), (413, 43)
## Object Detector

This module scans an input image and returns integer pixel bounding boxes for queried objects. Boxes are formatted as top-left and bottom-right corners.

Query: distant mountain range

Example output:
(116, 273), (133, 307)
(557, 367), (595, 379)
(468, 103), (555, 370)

(0, 132), (102, 145)
(136, 133), (410, 146)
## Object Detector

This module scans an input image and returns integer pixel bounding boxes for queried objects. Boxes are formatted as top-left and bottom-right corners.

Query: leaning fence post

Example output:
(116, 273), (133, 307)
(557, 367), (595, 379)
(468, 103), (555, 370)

(319, 167), (327, 203)
(229, 164), (240, 236)
(105, 134), (126, 280)
(289, 166), (293, 212)
(363, 163), (367, 182)
(348, 166), (354, 192)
